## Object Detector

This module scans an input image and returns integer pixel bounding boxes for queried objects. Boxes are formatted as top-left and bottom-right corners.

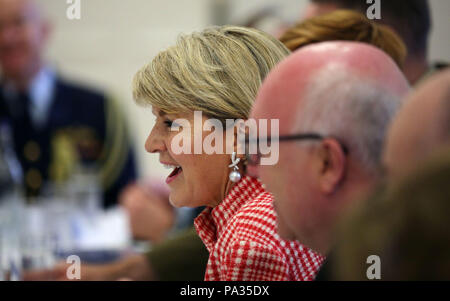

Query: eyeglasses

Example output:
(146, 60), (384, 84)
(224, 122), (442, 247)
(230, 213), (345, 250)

(243, 133), (349, 166)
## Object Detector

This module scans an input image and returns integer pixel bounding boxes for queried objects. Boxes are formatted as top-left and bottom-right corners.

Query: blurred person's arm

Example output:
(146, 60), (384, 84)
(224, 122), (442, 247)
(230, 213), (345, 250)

(146, 227), (208, 281)
(24, 226), (208, 281)
(23, 254), (153, 281)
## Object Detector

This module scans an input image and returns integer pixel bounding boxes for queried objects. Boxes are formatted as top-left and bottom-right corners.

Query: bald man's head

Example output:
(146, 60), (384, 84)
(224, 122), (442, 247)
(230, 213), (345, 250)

(252, 42), (409, 128)
(0, 0), (50, 87)
(252, 42), (409, 169)
(250, 41), (409, 253)
(384, 69), (450, 179)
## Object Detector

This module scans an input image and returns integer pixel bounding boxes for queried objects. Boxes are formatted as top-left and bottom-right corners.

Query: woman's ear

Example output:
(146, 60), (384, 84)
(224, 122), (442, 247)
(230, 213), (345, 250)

(225, 120), (246, 160)
(317, 139), (347, 194)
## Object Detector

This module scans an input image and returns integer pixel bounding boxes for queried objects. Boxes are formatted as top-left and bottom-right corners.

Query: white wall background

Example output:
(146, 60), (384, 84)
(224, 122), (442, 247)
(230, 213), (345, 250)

(38, 0), (212, 180)
(225, 0), (450, 62)
(428, 0), (450, 62)
(36, 0), (450, 181)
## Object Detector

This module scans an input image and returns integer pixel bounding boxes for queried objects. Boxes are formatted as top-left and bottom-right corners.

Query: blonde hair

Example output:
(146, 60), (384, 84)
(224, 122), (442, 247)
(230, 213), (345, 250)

(279, 10), (407, 68)
(133, 26), (290, 123)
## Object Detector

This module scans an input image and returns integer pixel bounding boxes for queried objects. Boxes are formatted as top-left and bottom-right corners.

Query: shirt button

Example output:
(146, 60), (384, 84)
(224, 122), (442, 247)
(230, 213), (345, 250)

(25, 168), (42, 190)
(24, 141), (41, 162)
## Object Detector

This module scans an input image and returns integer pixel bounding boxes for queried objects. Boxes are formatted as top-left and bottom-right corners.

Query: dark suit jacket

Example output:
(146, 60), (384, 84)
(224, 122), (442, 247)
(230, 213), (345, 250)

(0, 76), (137, 207)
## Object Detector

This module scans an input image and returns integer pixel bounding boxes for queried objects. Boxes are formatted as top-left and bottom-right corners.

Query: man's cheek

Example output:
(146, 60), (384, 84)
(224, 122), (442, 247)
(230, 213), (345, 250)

(276, 204), (296, 240)
(256, 166), (270, 187)
(246, 164), (260, 178)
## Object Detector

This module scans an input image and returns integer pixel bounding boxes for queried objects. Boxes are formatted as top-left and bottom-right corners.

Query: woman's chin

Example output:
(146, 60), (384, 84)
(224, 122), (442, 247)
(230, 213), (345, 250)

(168, 194), (180, 207)
(168, 191), (188, 208)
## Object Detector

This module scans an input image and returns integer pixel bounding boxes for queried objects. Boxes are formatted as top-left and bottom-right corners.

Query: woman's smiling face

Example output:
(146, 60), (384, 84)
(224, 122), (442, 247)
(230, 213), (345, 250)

(146, 107), (233, 208)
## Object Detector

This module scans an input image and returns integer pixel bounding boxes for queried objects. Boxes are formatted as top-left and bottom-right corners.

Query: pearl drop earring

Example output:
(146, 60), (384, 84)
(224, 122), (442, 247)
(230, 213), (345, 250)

(228, 151), (241, 183)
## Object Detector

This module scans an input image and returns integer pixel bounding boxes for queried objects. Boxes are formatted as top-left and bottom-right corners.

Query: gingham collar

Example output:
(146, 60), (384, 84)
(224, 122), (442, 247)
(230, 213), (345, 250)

(194, 176), (265, 252)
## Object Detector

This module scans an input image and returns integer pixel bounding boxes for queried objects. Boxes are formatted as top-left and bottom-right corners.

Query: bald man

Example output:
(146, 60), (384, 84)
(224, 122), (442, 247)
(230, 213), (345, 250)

(249, 41), (410, 257)
(0, 0), (48, 88)
(0, 0), (137, 207)
(384, 69), (450, 179)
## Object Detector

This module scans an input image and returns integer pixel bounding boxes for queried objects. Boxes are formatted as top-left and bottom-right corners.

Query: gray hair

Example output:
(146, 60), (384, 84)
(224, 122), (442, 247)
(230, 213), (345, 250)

(296, 64), (404, 174)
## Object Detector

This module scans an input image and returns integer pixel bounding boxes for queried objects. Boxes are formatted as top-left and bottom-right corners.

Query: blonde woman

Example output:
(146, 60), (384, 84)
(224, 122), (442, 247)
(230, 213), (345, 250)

(133, 26), (324, 281)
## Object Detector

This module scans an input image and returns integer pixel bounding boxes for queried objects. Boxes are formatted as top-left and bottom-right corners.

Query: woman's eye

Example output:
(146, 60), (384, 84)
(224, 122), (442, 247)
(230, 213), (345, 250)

(164, 119), (182, 129)
(164, 120), (174, 127)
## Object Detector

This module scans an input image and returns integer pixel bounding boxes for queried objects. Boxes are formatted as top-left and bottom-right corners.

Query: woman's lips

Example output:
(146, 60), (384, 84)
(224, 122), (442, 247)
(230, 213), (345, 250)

(166, 166), (182, 184)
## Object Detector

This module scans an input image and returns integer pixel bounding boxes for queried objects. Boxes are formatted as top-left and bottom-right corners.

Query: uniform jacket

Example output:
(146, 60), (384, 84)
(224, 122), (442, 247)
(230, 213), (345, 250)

(0, 75), (137, 207)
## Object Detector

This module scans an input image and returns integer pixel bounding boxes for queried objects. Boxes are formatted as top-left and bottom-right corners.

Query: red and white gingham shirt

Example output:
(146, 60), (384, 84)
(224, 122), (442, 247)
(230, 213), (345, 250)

(194, 176), (325, 281)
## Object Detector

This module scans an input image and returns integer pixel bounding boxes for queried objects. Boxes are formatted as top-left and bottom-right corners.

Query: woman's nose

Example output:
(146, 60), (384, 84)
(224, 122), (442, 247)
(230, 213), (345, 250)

(145, 127), (166, 153)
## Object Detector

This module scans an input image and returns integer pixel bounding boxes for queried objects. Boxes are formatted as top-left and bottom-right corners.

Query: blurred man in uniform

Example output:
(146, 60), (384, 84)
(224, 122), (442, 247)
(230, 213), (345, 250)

(0, 0), (137, 207)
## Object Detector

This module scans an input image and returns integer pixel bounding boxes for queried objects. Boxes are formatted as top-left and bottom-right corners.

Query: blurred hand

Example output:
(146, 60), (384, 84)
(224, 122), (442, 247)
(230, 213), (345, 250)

(23, 262), (117, 281)
(23, 254), (154, 281)
(120, 181), (174, 242)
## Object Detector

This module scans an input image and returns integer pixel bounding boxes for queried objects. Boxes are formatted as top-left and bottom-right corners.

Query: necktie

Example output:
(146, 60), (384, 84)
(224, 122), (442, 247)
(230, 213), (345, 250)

(15, 92), (32, 128)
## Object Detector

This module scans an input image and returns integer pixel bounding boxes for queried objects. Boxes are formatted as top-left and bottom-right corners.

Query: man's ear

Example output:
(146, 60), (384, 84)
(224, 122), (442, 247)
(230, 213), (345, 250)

(317, 139), (347, 194)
